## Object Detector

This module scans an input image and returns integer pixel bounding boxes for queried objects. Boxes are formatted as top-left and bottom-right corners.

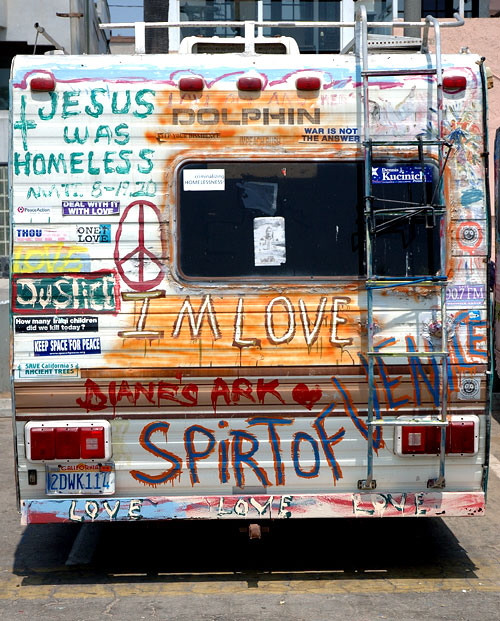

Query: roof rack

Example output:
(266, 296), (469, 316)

(100, 14), (465, 55)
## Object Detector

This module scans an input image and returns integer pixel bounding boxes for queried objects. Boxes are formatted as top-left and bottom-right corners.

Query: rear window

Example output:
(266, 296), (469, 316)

(370, 162), (442, 278)
(177, 160), (441, 280)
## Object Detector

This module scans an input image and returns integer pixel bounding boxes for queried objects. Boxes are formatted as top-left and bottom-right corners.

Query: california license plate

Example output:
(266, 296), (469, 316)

(45, 463), (115, 495)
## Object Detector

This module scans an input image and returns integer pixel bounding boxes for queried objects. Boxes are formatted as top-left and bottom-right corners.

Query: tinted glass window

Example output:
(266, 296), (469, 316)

(178, 161), (364, 279)
(178, 160), (441, 280)
(370, 162), (441, 277)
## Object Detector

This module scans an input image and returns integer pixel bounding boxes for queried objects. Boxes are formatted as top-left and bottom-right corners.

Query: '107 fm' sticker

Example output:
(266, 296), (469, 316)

(446, 284), (485, 307)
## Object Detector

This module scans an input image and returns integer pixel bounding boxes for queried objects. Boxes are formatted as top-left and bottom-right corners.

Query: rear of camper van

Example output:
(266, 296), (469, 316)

(10, 11), (492, 526)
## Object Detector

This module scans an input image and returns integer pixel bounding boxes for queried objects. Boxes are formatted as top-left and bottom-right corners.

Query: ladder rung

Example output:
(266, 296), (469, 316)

(367, 351), (448, 357)
(366, 277), (447, 284)
(370, 207), (446, 215)
(366, 281), (447, 290)
(362, 68), (437, 77)
(368, 420), (448, 427)
(366, 139), (447, 147)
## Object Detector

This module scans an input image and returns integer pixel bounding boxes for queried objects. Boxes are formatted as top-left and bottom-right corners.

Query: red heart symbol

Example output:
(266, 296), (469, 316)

(292, 383), (322, 410)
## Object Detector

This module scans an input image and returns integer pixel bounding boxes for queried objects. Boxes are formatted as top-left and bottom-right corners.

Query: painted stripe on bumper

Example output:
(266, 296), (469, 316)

(21, 491), (485, 524)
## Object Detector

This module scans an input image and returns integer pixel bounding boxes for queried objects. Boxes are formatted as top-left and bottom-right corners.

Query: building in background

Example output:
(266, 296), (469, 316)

(139, 1), (492, 54)
(3, 1), (500, 277)
(0, 0), (111, 276)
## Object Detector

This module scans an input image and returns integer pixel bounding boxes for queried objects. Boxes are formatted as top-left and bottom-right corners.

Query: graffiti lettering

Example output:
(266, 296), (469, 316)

(172, 295), (351, 349)
(13, 244), (90, 273)
(13, 273), (118, 313)
(352, 492), (427, 516)
(217, 495), (293, 518)
(131, 406), (344, 488)
(69, 498), (142, 522)
(13, 149), (154, 177)
(171, 107), (320, 126)
(35, 89), (155, 122)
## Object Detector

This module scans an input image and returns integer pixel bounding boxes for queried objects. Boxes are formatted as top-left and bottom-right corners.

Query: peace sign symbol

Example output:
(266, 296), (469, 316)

(114, 199), (165, 292)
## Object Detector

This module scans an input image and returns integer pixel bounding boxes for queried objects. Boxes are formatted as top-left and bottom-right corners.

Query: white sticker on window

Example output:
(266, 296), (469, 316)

(183, 169), (225, 191)
(254, 217), (286, 266)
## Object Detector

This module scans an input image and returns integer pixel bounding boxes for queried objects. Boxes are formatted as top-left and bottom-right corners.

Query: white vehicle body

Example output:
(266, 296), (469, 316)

(10, 12), (491, 524)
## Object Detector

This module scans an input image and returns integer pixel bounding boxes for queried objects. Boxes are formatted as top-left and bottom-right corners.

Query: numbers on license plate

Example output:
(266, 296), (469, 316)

(46, 470), (113, 494)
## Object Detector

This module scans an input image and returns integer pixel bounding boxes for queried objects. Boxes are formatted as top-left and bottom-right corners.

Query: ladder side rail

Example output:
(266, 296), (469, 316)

(364, 304), (376, 490)
(417, 138), (429, 213)
(427, 16), (444, 172)
(434, 274), (449, 487)
(356, 3), (376, 490)
(358, 6), (451, 490)
(426, 15), (448, 487)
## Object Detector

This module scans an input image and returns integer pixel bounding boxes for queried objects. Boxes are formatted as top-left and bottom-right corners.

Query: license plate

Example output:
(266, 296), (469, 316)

(45, 463), (115, 495)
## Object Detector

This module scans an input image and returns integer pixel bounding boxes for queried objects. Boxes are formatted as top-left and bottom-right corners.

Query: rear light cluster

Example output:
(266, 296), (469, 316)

(395, 415), (479, 456)
(442, 74), (467, 95)
(296, 76), (322, 91)
(30, 73), (56, 92)
(177, 74), (322, 93)
(25, 421), (111, 462)
(237, 75), (263, 91)
(179, 76), (204, 91)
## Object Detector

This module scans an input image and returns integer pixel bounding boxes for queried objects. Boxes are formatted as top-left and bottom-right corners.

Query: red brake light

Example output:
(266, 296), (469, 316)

(29, 427), (55, 460)
(442, 75), (467, 94)
(401, 426), (440, 454)
(397, 418), (478, 455)
(26, 421), (110, 461)
(237, 76), (263, 91)
(296, 76), (321, 91)
(30, 75), (56, 92)
(446, 420), (475, 453)
(55, 427), (80, 459)
(179, 76), (204, 91)
(80, 427), (106, 459)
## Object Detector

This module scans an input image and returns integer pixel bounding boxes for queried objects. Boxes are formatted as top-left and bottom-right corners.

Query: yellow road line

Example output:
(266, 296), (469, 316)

(1, 573), (499, 600)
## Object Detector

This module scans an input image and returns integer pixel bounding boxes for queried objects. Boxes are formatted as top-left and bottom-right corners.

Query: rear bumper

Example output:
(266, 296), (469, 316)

(20, 490), (485, 524)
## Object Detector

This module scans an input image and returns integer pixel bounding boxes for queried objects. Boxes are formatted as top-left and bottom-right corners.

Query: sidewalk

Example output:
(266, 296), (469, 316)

(0, 396), (11, 418)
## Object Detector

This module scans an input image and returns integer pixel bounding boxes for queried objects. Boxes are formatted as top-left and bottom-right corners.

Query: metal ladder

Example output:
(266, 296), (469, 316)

(356, 6), (451, 491)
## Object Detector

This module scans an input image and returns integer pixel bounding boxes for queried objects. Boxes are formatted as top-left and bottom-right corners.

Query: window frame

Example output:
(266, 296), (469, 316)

(174, 156), (442, 285)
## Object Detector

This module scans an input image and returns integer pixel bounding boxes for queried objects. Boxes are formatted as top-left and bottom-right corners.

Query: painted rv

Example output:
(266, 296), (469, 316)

(10, 10), (492, 525)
